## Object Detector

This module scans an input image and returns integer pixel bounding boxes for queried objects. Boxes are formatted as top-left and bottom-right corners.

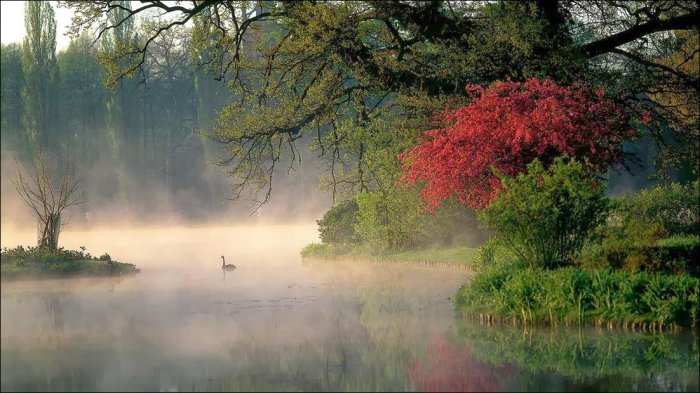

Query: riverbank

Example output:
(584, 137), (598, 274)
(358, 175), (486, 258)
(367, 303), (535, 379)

(300, 241), (699, 329)
(300, 243), (477, 269)
(454, 262), (699, 330)
(0, 245), (140, 281)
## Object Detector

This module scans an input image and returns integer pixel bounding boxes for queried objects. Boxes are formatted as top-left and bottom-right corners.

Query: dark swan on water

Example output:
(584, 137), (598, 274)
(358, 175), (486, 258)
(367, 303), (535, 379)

(222, 255), (236, 271)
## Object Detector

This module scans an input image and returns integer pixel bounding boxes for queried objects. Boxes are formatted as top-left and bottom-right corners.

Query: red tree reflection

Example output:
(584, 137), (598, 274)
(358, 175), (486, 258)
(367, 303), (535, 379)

(408, 336), (509, 392)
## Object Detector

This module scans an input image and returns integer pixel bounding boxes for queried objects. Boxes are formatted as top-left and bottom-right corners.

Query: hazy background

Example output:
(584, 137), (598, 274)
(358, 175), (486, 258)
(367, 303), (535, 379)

(1, 0), (335, 238)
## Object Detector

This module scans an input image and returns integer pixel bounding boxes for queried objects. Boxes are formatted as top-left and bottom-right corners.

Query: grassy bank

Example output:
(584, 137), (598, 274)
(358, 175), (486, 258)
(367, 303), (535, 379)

(454, 263), (699, 329)
(1, 245), (140, 280)
(300, 243), (476, 267)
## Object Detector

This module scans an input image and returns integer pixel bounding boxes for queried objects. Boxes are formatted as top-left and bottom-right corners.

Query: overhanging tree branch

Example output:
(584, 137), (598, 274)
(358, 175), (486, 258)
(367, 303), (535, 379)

(611, 48), (700, 90)
(583, 10), (699, 57)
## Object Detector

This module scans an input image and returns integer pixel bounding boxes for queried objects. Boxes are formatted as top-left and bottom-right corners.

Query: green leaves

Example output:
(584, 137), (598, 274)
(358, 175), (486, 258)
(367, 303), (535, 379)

(478, 157), (609, 268)
(22, 1), (58, 152)
(581, 180), (699, 273)
(456, 264), (700, 327)
(317, 198), (360, 247)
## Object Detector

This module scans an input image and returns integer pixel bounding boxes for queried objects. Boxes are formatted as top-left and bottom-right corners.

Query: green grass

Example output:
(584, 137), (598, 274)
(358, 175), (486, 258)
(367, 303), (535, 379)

(381, 247), (476, 265)
(454, 263), (699, 328)
(299, 243), (336, 259)
(1, 259), (140, 280)
(300, 242), (477, 266)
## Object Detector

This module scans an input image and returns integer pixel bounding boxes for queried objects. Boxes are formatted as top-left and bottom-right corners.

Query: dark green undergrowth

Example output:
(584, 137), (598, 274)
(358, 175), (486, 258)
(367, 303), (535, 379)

(580, 233), (700, 276)
(455, 262), (699, 327)
(300, 242), (476, 265)
(1, 245), (140, 280)
(455, 176), (699, 329)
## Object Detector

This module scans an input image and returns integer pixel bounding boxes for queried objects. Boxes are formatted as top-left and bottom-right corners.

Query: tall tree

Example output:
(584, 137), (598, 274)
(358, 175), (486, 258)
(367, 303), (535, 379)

(400, 78), (635, 209)
(1, 43), (25, 153)
(191, 9), (232, 208)
(21, 0), (58, 154)
(144, 26), (198, 213)
(57, 33), (107, 166)
(98, 0), (140, 204)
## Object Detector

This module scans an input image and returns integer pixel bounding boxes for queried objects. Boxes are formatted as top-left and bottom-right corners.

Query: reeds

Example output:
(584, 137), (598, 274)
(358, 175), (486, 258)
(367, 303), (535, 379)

(455, 265), (699, 328)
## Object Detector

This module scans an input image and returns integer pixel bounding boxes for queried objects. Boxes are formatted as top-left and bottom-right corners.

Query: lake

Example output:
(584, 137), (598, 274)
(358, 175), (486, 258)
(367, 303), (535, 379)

(1, 224), (698, 391)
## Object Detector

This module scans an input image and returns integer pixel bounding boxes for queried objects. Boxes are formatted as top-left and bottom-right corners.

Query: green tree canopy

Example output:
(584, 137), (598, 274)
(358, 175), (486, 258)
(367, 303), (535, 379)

(1, 43), (24, 151)
(22, 0), (58, 153)
(60, 0), (699, 204)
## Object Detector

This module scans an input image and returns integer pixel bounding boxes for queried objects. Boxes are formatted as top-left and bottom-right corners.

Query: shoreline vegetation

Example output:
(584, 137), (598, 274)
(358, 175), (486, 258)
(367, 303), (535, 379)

(0, 245), (140, 281)
(302, 245), (699, 330)
(301, 176), (699, 330)
(301, 244), (477, 270)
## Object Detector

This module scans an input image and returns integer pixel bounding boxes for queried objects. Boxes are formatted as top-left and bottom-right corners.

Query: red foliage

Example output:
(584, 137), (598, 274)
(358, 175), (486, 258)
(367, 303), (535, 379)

(407, 336), (508, 392)
(400, 78), (635, 209)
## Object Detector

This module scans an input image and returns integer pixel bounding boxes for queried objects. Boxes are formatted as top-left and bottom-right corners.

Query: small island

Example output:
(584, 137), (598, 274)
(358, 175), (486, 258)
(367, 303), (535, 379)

(1, 245), (139, 281)
(2, 150), (139, 281)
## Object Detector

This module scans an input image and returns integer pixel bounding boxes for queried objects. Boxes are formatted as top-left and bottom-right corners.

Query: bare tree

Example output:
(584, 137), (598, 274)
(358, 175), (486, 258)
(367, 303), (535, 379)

(11, 151), (85, 251)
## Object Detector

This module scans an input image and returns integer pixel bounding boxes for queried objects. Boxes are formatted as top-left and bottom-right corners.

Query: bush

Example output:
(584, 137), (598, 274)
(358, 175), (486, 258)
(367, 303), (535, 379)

(1, 245), (139, 279)
(636, 235), (699, 275)
(317, 199), (360, 246)
(455, 264), (699, 327)
(471, 237), (514, 272)
(478, 157), (609, 269)
(354, 187), (429, 253)
(1, 245), (95, 265)
(579, 181), (700, 274)
(300, 243), (336, 259)
(425, 198), (490, 248)
(622, 180), (699, 236)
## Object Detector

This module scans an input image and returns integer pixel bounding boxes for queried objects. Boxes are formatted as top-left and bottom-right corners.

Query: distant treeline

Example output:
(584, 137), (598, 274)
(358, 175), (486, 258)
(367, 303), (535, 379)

(0, 3), (325, 224)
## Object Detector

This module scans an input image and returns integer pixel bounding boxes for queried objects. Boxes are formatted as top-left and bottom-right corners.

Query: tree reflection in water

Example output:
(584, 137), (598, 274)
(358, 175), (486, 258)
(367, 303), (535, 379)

(408, 335), (510, 392)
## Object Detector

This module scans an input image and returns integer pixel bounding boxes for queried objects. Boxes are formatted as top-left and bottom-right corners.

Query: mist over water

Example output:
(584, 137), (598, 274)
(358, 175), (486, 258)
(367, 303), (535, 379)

(1, 224), (698, 392)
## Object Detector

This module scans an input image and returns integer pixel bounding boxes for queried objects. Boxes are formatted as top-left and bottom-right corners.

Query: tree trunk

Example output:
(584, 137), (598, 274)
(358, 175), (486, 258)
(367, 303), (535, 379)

(38, 212), (60, 251)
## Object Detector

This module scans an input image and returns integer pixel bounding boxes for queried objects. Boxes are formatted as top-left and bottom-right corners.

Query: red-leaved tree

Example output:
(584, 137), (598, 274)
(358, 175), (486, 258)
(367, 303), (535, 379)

(400, 78), (635, 209)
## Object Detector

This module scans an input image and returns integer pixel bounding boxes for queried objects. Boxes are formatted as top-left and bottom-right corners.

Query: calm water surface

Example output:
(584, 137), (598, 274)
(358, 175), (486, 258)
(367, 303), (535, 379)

(1, 224), (698, 391)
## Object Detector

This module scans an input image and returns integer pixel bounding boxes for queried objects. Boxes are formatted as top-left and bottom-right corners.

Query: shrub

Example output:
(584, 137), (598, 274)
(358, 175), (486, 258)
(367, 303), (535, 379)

(317, 199), (360, 246)
(638, 235), (699, 275)
(471, 237), (514, 272)
(1, 245), (95, 265)
(478, 157), (609, 269)
(622, 180), (699, 236)
(354, 187), (429, 252)
(300, 243), (335, 259)
(580, 181), (700, 274)
(1, 245), (139, 278)
(425, 198), (490, 248)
